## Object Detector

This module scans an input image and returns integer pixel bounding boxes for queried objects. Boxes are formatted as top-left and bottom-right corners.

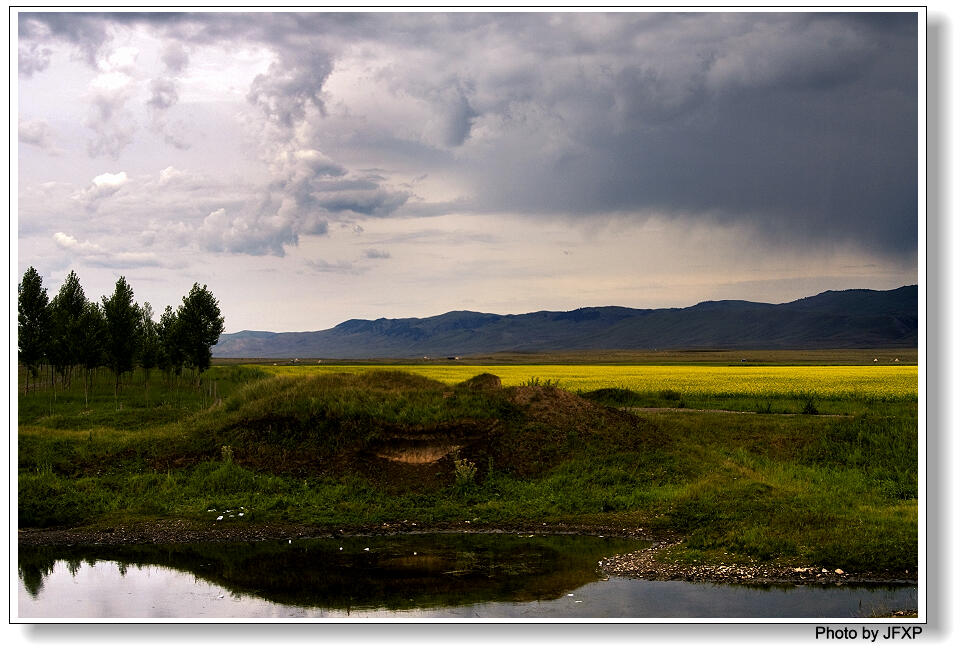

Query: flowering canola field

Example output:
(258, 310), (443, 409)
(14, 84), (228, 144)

(266, 364), (917, 401)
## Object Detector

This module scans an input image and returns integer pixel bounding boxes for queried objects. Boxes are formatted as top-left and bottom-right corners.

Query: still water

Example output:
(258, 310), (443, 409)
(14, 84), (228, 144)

(17, 534), (916, 619)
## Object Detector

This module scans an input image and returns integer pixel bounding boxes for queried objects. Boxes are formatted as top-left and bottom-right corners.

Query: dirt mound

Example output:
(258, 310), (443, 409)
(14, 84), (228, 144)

(508, 384), (585, 409)
(506, 384), (625, 430)
(456, 373), (503, 391)
(493, 385), (663, 476)
(191, 373), (660, 491)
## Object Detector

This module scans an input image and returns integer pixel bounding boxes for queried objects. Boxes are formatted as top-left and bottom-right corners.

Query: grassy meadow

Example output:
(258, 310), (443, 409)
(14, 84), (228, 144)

(17, 353), (919, 573)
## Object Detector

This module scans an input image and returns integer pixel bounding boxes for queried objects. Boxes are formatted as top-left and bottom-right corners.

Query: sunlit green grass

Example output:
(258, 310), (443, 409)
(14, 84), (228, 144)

(17, 363), (918, 572)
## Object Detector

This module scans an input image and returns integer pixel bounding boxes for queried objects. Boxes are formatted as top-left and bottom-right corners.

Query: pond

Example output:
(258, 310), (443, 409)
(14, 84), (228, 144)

(17, 533), (916, 619)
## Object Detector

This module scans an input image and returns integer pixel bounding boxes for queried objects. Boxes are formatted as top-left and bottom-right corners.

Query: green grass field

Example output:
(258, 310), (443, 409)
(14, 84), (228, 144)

(17, 355), (919, 573)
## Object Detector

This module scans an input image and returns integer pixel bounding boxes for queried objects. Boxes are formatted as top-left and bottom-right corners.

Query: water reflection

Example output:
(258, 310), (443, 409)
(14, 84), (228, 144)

(19, 533), (645, 612)
(17, 534), (917, 619)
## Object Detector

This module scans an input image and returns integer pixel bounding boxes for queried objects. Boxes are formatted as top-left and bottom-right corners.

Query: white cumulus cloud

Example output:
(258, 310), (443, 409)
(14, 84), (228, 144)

(53, 231), (102, 253)
(74, 171), (129, 209)
(52, 231), (162, 268)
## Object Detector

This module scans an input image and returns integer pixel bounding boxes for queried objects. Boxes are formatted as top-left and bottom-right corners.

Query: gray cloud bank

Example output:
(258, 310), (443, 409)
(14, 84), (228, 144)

(19, 11), (918, 258)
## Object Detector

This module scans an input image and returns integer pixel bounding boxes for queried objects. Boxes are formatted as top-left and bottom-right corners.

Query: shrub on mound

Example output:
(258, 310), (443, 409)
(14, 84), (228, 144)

(456, 373), (503, 392)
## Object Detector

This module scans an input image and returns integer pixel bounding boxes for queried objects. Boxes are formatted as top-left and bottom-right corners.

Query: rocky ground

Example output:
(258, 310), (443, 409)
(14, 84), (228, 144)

(597, 539), (918, 587)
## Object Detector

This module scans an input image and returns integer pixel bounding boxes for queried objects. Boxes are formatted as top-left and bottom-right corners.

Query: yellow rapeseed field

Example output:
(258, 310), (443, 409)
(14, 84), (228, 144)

(263, 364), (917, 401)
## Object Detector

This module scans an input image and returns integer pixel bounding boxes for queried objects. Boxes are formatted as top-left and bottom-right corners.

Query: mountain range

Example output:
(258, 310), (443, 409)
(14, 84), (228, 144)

(213, 285), (918, 359)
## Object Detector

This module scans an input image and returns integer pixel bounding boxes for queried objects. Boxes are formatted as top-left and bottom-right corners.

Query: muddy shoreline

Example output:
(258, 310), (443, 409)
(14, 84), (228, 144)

(17, 519), (917, 589)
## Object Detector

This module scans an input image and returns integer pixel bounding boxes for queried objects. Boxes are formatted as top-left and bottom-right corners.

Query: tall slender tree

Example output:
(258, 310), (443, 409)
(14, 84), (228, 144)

(77, 300), (107, 406)
(48, 270), (87, 389)
(157, 304), (184, 386)
(102, 276), (140, 395)
(177, 283), (225, 380)
(138, 302), (160, 389)
(18, 266), (51, 393)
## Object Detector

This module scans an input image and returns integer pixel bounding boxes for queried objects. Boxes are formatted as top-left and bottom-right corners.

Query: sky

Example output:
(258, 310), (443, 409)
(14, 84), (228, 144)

(15, 10), (921, 334)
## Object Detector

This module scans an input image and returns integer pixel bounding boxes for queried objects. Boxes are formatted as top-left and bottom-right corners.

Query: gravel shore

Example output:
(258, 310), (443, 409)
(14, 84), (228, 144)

(597, 539), (917, 587)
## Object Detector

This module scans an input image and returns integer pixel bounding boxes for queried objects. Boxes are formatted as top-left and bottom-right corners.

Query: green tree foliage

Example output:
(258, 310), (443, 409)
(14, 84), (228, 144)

(176, 283), (225, 375)
(138, 302), (160, 385)
(18, 267), (227, 398)
(158, 305), (185, 380)
(102, 277), (141, 392)
(48, 270), (87, 387)
(77, 300), (107, 370)
(17, 267), (51, 390)
(77, 301), (107, 405)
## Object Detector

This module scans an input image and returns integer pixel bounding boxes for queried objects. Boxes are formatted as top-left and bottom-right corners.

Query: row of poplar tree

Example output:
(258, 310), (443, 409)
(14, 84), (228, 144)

(17, 266), (226, 397)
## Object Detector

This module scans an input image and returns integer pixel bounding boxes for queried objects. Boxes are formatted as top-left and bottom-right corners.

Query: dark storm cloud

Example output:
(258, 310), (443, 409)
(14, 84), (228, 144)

(470, 71), (917, 251)
(196, 150), (406, 255)
(455, 12), (919, 256)
(19, 12), (111, 66)
(430, 85), (478, 147)
(316, 189), (410, 217)
(247, 51), (333, 127)
(19, 11), (919, 258)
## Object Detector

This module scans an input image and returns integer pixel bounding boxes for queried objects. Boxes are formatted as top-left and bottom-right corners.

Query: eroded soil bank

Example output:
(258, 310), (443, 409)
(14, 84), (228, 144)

(17, 519), (917, 588)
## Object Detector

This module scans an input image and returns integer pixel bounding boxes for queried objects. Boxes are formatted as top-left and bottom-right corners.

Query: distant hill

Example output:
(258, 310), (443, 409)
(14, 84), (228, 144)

(213, 285), (918, 359)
